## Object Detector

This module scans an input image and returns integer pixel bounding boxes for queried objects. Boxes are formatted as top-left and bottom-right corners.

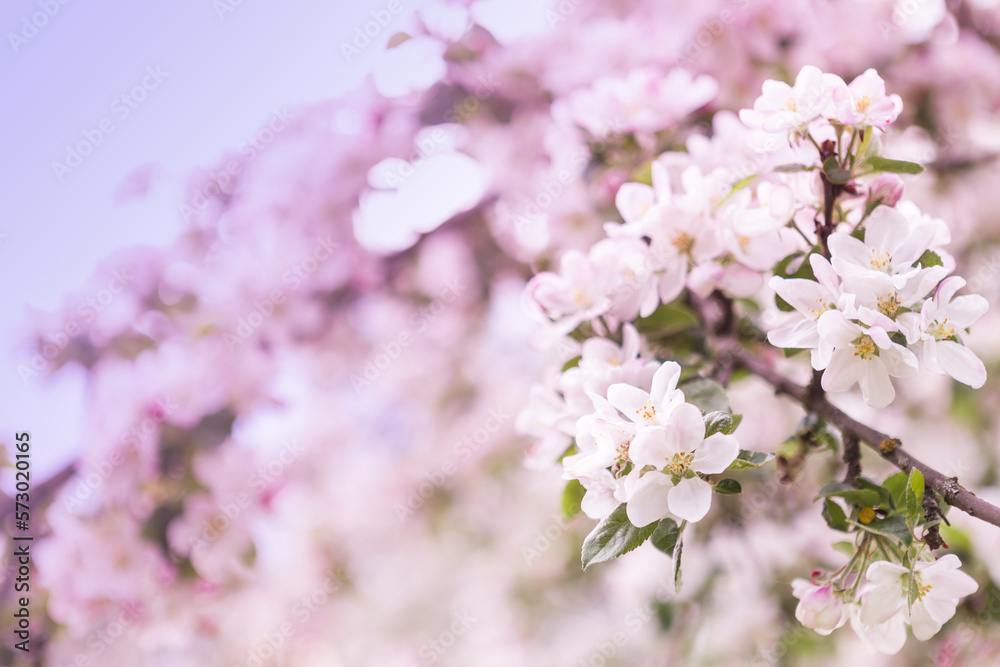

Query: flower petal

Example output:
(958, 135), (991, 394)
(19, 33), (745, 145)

(858, 357), (895, 408)
(935, 340), (987, 388)
(630, 426), (671, 468)
(693, 433), (739, 474)
(666, 403), (707, 452)
(667, 476), (713, 523)
(626, 472), (672, 527)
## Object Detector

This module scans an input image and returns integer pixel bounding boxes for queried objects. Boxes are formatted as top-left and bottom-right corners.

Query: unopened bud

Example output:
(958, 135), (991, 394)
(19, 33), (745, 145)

(867, 173), (904, 208)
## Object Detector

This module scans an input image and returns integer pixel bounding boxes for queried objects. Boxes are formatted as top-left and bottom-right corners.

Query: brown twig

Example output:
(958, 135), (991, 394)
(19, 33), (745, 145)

(728, 344), (1000, 529)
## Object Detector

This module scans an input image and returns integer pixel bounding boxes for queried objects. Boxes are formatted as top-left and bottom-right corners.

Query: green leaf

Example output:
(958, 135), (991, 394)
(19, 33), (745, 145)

(561, 356), (582, 372)
(867, 156), (925, 175)
(681, 377), (730, 413)
(905, 468), (925, 528)
(915, 250), (943, 269)
(832, 541), (855, 558)
(562, 479), (587, 520)
(882, 471), (908, 510)
(822, 156), (852, 184)
(816, 482), (883, 508)
(862, 515), (913, 546)
(581, 504), (658, 569)
(704, 411), (742, 437)
(714, 479), (742, 495)
(673, 533), (684, 594)
(727, 450), (776, 470)
(822, 498), (849, 532)
(856, 477), (892, 507)
(651, 518), (681, 554)
(636, 302), (699, 336)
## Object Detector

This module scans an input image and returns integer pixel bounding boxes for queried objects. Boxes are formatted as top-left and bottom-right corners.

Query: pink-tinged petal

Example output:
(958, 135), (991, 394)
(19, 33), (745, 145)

(810, 254), (841, 294)
(630, 426), (672, 468)
(606, 383), (653, 422)
(936, 341), (987, 388)
(651, 361), (682, 405)
(865, 205), (909, 255)
(867, 326), (893, 349)
(667, 476), (713, 523)
(881, 345), (918, 379)
(829, 232), (872, 273)
(858, 357), (895, 408)
(935, 276), (965, 305)
(616, 182), (655, 224)
(666, 403), (707, 451)
(817, 310), (859, 347)
(821, 348), (862, 393)
(658, 261), (687, 304)
(771, 276), (830, 315)
(719, 263), (763, 298)
(581, 488), (620, 520)
(693, 433), (739, 474)
(626, 472), (672, 527)
(945, 294), (989, 329)
(768, 319), (819, 350)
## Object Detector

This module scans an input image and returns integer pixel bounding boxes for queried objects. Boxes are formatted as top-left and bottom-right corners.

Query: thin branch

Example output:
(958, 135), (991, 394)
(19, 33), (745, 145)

(727, 344), (1000, 529)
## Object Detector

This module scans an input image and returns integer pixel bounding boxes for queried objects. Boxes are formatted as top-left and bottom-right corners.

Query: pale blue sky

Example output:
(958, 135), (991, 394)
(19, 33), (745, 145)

(0, 0), (418, 481)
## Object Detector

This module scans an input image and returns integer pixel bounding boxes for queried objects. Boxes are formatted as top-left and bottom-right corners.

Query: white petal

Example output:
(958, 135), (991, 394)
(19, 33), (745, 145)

(936, 340), (987, 388)
(626, 472), (673, 527)
(860, 584), (905, 627)
(615, 182), (655, 224)
(768, 319), (819, 350)
(667, 476), (713, 523)
(667, 403), (707, 452)
(909, 600), (945, 641)
(693, 433), (739, 474)
(651, 361), (682, 405)
(606, 384), (653, 422)
(821, 349), (862, 393)
(817, 310), (859, 347)
(630, 427), (672, 468)
(858, 357), (896, 408)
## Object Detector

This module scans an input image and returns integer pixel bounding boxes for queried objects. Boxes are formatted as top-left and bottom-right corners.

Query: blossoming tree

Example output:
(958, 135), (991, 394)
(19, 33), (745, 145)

(7, 0), (1000, 665)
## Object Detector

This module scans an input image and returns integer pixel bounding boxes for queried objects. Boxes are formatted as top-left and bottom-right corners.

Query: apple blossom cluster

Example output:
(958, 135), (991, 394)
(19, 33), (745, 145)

(794, 554), (978, 655)
(563, 359), (740, 527)
(520, 64), (989, 653)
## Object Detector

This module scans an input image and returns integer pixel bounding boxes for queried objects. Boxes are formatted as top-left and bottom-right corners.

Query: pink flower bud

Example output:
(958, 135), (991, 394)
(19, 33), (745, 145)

(867, 173), (904, 208)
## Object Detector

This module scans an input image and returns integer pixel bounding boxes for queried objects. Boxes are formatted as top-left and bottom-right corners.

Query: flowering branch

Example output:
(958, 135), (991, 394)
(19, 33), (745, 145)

(724, 341), (1000, 529)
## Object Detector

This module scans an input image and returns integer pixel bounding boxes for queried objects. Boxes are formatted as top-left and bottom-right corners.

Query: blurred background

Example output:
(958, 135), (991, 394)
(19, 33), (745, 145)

(5, 0), (1000, 665)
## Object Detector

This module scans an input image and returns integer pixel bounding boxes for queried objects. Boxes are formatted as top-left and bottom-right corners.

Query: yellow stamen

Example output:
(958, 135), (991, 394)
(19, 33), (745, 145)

(664, 451), (695, 477)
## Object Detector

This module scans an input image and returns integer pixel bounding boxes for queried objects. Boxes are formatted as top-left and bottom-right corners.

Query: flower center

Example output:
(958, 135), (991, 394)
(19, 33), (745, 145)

(664, 451), (694, 477)
(877, 292), (900, 318)
(616, 439), (631, 461)
(853, 334), (877, 360)
(670, 231), (694, 253)
(869, 248), (892, 271)
(571, 288), (586, 304)
(915, 579), (933, 601)
(855, 95), (871, 114)
(782, 97), (798, 112)
(809, 298), (834, 321)
(929, 317), (956, 341)
(636, 400), (656, 423)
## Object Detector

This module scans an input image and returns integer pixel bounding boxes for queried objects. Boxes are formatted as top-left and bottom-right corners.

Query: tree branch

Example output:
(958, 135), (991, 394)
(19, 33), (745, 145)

(727, 344), (1000, 529)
